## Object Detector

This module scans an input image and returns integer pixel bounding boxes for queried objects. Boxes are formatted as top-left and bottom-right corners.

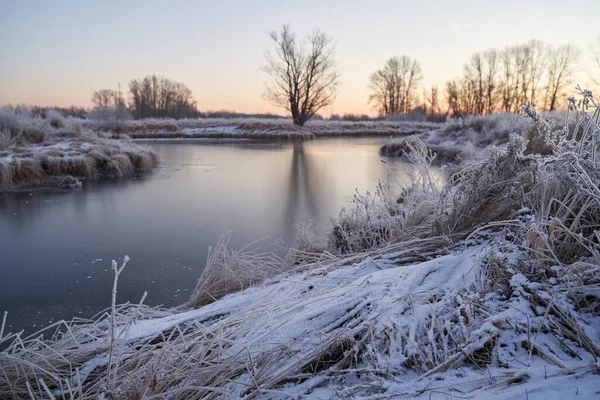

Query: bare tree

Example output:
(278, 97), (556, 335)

(499, 47), (517, 112)
(462, 51), (499, 115)
(368, 56), (423, 116)
(445, 80), (461, 116)
(426, 85), (441, 118)
(463, 52), (485, 115)
(545, 44), (581, 111)
(525, 40), (547, 108)
(262, 25), (340, 127)
(483, 49), (500, 114)
(91, 89), (118, 109)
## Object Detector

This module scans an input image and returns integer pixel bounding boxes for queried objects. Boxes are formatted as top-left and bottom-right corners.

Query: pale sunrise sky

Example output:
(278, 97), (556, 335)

(1, 0), (598, 115)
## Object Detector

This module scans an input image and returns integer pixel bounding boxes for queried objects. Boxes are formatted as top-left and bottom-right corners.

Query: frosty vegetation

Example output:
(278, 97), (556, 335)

(379, 108), (585, 165)
(85, 116), (440, 140)
(1, 90), (600, 398)
(0, 109), (159, 190)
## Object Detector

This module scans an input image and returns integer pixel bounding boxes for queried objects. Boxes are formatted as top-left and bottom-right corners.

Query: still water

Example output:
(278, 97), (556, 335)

(0, 137), (435, 334)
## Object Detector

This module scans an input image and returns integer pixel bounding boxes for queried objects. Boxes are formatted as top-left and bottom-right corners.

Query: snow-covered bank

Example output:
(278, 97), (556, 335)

(1, 231), (598, 399)
(1, 93), (600, 399)
(379, 111), (574, 164)
(96, 117), (440, 140)
(0, 109), (159, 190)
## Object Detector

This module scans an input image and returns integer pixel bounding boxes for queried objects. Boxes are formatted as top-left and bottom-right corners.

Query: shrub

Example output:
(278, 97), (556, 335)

(45, 109), (65, 129)
(19, 124), (47, 144)
(0, 109), (22, 138)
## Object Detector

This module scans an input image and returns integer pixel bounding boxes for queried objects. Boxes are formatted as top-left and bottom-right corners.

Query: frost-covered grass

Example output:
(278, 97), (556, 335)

(0, 109), (158, 189)
(380, 111), (580, 164)
(87, 117), (440, 140)
(2, 91), (600, 398)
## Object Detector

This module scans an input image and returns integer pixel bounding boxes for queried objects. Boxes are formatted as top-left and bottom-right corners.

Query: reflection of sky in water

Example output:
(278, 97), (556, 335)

(0, 137), (445, 334)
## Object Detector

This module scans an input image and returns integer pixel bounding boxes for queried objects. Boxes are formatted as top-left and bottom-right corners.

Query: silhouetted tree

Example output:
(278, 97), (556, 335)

(545, 44), (580, 111)
(462, 50), (499, 114)
(445, 80), (461, 116)
(444, 39), (581, 115)
(368, 56), (422, 116)
(91, 89), (118, 109)
(262, 25), (341, 126)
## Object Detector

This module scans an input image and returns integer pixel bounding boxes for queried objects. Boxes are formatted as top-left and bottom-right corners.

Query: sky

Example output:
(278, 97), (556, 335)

(1, 0), (599, 116)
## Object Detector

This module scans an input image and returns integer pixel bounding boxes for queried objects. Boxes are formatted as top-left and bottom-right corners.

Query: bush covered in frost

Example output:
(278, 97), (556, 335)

(380, 110), (579, 164)
(0, 108), (158, 189)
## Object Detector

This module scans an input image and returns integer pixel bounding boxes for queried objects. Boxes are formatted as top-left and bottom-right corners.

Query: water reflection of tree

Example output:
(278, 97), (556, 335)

(283, 142), (326, 241)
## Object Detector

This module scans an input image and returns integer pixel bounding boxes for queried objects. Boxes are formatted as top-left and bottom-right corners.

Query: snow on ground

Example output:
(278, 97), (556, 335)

(108, 239), (598, 399)
(3, 233), (597, 399)
(111, 117), (440, 140)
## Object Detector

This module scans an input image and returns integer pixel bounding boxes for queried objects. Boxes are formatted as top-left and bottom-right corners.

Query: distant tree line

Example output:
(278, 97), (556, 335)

(92, 75), (199, 120)
(443, 40), (580, 116)
(368, 38), (592, 120)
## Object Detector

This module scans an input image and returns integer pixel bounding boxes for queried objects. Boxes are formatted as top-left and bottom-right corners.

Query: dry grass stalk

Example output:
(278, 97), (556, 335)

(188, 232), (292, 308)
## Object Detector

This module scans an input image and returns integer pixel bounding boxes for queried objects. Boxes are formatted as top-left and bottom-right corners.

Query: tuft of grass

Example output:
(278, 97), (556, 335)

(188, 232), (290, 307)
(88, 149), (110, 168)
(69, 156), (96, 178)
(106, 154), (134, 178)
(39, 155), (68, 176)
(128, 149), (157, 170)
(0, 160), (12, 185)
(0, 128), (11, 150)
(11, 158), (43, 184)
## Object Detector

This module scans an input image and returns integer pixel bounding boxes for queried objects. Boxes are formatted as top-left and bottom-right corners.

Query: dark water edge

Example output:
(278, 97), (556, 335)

(0, 137), (440, 336)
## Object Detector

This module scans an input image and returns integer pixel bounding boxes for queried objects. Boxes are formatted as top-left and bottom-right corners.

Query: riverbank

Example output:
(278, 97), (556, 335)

(0, 110), (159, 191)
(95, 117), (440, 140)
(2, 100), (599, 398)
(379, 111), (570, 164)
